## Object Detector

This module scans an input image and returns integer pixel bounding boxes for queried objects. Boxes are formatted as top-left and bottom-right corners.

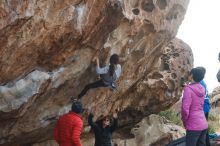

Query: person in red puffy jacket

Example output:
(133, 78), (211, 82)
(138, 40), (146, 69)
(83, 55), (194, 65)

(54, 101), (84, 146)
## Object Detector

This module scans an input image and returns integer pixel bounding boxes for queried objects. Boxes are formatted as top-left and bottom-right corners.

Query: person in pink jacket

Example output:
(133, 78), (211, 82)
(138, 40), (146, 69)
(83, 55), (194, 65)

(181, 68), (208, 146)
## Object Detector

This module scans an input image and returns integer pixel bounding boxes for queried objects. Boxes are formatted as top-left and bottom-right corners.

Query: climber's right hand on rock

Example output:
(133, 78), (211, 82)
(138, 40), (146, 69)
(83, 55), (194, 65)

(92, 56), (98, 62)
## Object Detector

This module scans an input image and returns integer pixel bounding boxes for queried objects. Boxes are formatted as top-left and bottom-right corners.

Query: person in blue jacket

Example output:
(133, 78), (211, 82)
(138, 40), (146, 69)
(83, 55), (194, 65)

(197, 66), (211, 146)
(197, 67), (211, 118)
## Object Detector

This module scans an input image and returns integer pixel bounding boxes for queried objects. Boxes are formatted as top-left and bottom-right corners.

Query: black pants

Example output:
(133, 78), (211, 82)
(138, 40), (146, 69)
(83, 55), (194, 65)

(186, 129), (207, 146)
(205, 112), (211, 146)
(78, 80), (108, 99)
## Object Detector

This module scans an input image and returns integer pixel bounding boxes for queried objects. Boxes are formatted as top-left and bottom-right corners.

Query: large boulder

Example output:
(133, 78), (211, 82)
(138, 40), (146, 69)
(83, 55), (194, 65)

(0, 0), (191, 145)
(210, 86), (220, 108)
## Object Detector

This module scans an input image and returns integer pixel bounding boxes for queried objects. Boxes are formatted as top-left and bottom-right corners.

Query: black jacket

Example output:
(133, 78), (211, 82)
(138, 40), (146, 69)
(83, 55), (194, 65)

(88, 114), (118, 146)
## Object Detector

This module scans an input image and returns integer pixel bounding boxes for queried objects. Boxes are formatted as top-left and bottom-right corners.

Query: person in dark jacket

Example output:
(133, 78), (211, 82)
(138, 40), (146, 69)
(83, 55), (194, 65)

(88, 111), (118, 146)
(54, 101), (84, 146)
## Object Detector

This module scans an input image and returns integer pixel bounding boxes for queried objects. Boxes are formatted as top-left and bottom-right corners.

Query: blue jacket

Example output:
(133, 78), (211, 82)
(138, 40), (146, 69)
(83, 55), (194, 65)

(200, 80), (211, 113)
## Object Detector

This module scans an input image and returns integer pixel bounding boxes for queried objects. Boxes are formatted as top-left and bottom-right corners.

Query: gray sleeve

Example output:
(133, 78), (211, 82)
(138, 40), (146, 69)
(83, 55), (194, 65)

(96, 66), (109, 74)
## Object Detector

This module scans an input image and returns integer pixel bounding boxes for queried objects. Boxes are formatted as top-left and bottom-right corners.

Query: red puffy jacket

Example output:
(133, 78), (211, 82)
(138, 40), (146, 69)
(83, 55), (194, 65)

(54, 112), (83, 146)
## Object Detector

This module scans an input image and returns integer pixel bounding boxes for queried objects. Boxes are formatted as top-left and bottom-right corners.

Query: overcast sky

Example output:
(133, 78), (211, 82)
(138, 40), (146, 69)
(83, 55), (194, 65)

(177, 0), (220, 92)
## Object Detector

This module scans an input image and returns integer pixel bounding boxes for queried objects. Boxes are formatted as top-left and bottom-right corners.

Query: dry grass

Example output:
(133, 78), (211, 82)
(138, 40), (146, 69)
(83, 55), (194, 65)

(208, 108), (220, 134)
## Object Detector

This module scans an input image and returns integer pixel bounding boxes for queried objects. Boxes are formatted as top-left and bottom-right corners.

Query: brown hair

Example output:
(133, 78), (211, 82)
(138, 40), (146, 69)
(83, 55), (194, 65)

(109, 54), (119, 76)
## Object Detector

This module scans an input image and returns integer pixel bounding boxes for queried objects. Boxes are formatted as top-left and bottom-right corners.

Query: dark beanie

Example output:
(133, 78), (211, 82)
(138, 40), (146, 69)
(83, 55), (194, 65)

(71, 101), (84, 114)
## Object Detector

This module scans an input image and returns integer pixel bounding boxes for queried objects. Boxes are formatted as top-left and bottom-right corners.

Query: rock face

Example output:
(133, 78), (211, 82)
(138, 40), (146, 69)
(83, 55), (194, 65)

(210, 86), (220, 108)
(0, 0), (191, 145)
(117, 114), (185, 146)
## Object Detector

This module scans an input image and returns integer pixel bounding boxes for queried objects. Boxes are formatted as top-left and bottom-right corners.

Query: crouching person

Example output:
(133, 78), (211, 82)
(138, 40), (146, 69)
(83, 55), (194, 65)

(88, 111), (118, 146)
(54, 101), (84, 146)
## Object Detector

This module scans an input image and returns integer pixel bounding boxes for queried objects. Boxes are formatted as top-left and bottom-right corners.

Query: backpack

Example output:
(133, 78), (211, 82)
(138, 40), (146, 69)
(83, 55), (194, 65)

(200, 80), (211, 113)
(217, 69), (220, 82)
(101, 70), (117, 89)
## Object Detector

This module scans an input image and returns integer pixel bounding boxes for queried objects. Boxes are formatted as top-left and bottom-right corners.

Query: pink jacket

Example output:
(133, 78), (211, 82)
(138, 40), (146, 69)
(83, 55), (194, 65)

(181, 83), (208, 131)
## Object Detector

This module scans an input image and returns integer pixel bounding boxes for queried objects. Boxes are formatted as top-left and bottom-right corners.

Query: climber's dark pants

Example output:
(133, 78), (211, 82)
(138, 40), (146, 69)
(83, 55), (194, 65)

(78, 80), (108, 99)
(186, 129), (207, 146)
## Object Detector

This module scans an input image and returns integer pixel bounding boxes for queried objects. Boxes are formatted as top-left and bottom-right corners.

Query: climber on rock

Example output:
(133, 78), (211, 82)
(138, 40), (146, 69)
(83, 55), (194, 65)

(73, 54), (121, 100)
(88, 110), (118, 146)
(54, 101), (84, 146)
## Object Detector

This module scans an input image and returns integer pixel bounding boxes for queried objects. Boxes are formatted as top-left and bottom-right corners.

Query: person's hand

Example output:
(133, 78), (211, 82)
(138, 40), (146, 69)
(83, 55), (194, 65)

(181, 82), (187, 87)
(92, 56), (98, 62)
(88, 107), (95, 116)
(92, 56), (96, 62)
(113, 112), (118, 119)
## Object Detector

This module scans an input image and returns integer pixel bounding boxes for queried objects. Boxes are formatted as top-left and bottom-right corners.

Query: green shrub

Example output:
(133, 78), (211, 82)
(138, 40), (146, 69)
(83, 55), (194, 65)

(208, 113), (218, 121)
(208, 123), (215, 134)
(159, 110), (217, 134)
(159, 110), (183, 127)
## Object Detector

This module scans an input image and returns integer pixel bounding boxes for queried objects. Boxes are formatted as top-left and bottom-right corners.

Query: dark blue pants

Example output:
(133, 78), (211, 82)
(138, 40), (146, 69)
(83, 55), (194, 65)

(77, 80), (108, 99)
(205, 112), (211, 146)
(186, 129), (207, 146)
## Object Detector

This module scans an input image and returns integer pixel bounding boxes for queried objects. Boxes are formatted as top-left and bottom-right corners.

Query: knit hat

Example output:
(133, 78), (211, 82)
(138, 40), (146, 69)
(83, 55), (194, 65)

(71, 101), (84, 114)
